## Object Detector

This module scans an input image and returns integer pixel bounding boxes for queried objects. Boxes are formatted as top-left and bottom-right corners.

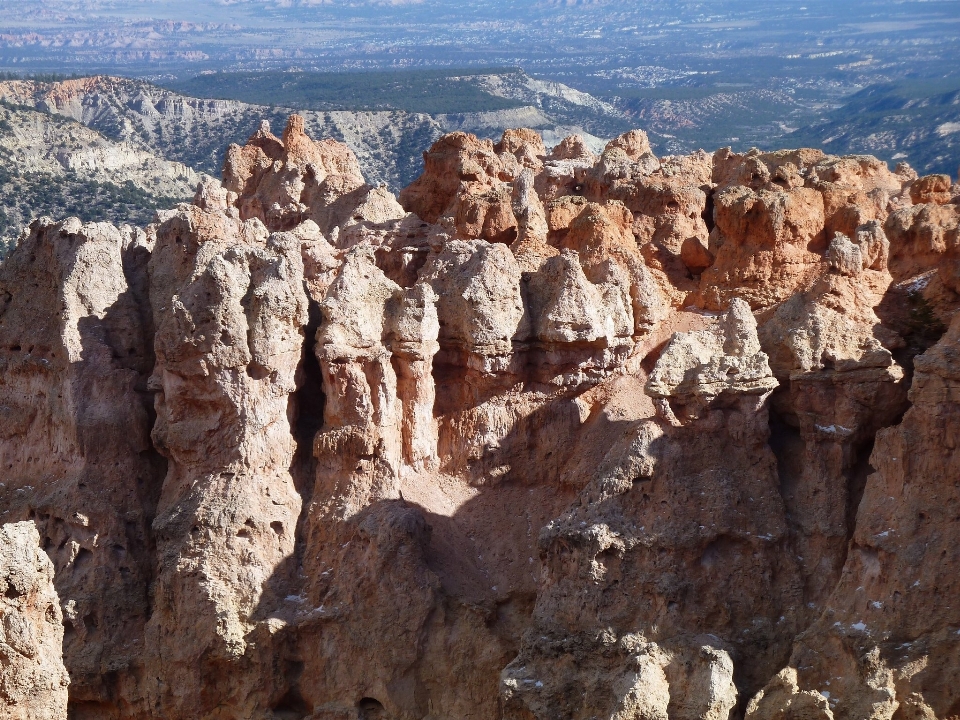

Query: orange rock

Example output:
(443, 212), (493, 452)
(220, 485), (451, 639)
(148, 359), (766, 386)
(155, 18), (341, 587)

(548, 134), (596, 162)
(222, 114), (368, 233)
(452, 187), (518, 244)
(495, 127), (546, 170)
(399, 131), (504, 223)
(886, 201), (960, 282)
(603, 128), (653, 161)
(700, 185), (826, 309)
(680, 236), (715, 274)
(3, 123), (960, 720)
(910, 173), (955, 205)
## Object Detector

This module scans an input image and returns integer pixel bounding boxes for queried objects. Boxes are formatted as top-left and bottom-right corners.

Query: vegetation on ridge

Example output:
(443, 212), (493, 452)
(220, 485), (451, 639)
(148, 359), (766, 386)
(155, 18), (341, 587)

(166, 69), (528, 115)
(788, 77), (960, 177)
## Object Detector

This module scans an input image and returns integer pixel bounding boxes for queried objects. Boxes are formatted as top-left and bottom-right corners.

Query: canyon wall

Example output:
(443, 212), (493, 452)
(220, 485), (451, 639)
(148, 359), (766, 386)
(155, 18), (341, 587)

(1, 115), (959, 719)
(0, 521), (69, 719)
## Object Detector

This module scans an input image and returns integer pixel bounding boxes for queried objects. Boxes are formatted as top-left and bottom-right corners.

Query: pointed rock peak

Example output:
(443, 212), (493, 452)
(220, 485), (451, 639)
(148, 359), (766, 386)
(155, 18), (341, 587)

(721, 297), (761, 356)
(248, 119), (275, 143)
(245, 119), (284, 159)
(496, 128), (546, 159)
(549, 134), (596, 162)
(604, 129), (652, 162)
(282, 114), (307, 145)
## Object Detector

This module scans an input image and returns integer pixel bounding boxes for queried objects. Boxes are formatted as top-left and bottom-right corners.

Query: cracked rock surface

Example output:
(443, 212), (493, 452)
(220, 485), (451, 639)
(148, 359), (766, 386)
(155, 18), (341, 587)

(2, 116), (960, 719)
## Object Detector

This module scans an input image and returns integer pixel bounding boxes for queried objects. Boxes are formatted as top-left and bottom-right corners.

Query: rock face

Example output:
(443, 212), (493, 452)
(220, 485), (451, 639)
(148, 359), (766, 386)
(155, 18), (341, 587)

(747, 311), (960, 720)
(0, 216), (163, 713)
(1, 117), (959, 719)
(145, 197), (308, 715)
(0, 522), (69, 720)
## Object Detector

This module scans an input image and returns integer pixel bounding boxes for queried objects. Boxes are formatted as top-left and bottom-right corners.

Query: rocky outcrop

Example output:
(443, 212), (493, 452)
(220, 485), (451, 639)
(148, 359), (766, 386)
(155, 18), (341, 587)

(502, 301), (793, 719)
(0, 217), (162, 711)
(646, 298), (779, 424)
(221, 115), (374, 234)
(699, 148), (905, 310)
(2, 117), (960, 720)
(747, 311), (960, 720)
(0, 522), (69, 720)
(144, 199), (308, 716)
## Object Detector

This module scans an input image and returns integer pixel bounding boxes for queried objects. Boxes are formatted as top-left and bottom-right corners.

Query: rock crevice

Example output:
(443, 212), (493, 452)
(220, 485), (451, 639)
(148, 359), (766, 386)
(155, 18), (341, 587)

(2, 117), (960, 720)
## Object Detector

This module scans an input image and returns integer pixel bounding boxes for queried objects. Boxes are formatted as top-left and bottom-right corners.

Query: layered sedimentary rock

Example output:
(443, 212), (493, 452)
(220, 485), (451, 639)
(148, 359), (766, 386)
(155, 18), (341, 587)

(1, 114), (960, 719)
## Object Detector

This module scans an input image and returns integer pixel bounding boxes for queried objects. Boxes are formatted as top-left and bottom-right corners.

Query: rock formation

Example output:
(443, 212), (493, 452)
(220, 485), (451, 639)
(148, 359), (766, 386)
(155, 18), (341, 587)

(0, 522), (69, 720)
(0, 216), (162, 712)
(1, 114), (960, 719)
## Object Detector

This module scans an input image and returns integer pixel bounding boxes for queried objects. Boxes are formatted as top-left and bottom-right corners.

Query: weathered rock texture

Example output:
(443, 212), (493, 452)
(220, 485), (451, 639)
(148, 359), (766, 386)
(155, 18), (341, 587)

(1, 116), (960, 719)
(0, 522), (69, 720)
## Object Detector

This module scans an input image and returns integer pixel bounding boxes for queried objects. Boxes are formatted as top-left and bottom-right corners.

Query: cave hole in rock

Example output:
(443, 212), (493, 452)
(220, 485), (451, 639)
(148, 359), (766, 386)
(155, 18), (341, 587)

(701, 189), (714, 235)
(247, 362), (270, 380)
(767, 402), (804, 516)
(357, 697), (387, 720)
(272, 688), (309, 718)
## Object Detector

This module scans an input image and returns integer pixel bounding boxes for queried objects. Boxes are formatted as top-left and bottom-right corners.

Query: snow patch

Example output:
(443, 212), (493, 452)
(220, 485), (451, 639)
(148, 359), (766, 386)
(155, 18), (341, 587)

(937, 122), (960, 137)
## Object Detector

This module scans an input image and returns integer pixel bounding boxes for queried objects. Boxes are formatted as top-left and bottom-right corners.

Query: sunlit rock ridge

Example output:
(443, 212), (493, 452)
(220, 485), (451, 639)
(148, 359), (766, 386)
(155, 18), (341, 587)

(1, 114), (959, 720)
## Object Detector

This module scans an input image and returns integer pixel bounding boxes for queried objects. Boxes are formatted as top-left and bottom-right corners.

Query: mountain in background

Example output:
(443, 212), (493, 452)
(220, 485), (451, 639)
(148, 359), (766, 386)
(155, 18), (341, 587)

(786, 78), (960, 177)
(0, 70), (629, 253)
(0, 0), (957, 249)
(0, 95), (201, 256)
(0, 64), (957, 257)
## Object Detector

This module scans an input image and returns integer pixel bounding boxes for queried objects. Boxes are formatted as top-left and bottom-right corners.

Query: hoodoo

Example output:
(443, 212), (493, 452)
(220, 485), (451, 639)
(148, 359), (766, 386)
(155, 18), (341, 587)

(1, 115), (959, 719)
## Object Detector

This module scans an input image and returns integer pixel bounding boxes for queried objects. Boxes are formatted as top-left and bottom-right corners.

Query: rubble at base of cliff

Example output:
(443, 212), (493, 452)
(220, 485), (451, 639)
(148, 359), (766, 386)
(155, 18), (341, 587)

(1, 114), (960, 720)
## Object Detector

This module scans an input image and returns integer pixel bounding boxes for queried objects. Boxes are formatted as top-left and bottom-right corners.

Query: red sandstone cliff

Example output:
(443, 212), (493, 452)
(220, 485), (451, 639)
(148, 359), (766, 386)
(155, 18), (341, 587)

(1, 115), (959, 719)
